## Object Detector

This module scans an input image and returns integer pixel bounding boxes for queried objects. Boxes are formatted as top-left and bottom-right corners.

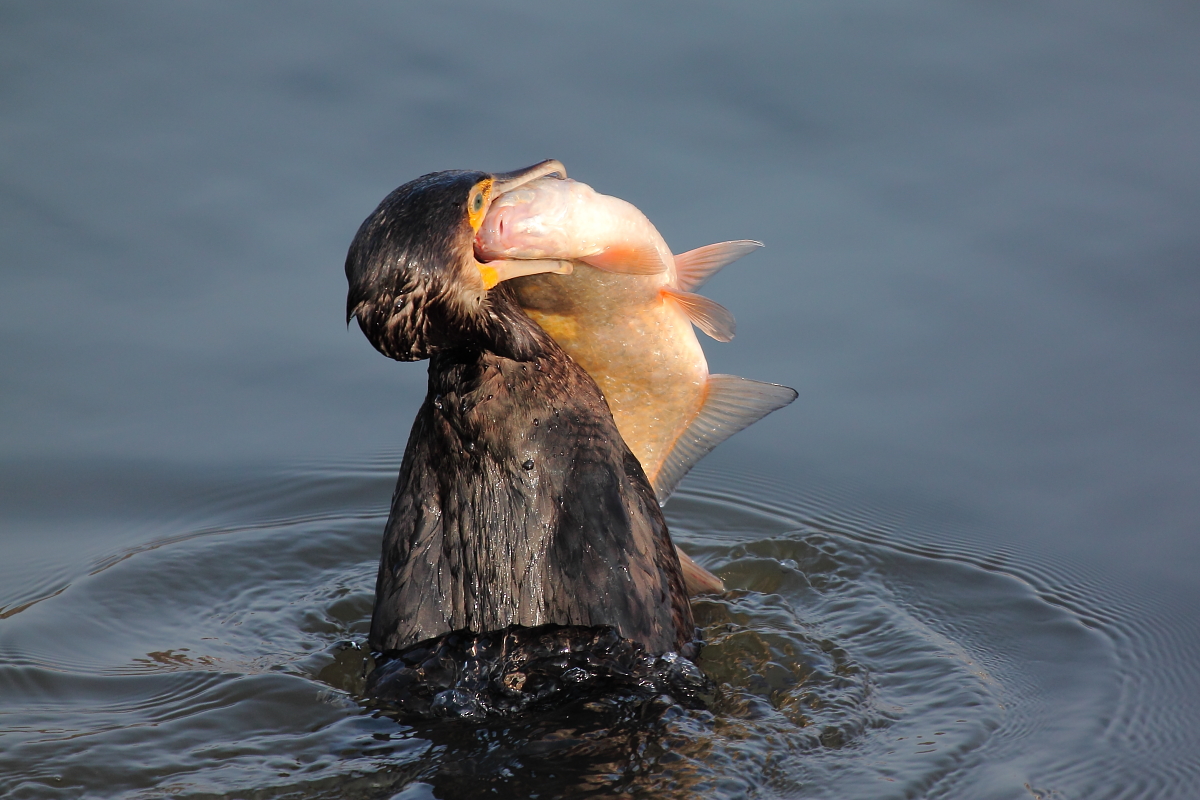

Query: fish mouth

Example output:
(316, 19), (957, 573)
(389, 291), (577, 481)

(473, 160), (573, 288)
(474, 159), (569, 265)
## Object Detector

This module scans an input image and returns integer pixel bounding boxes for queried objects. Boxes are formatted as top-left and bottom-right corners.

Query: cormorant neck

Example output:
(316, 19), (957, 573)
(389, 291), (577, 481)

(475, 282), (556, 363)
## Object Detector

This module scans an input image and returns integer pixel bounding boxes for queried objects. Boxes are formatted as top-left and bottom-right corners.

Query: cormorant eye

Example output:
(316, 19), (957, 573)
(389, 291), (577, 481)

(467, 178), (493, 230)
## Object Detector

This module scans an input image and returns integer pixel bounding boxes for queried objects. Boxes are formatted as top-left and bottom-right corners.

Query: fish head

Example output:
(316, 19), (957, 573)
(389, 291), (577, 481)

(475, 175), (588, 262)
(478, 175), (670, 277)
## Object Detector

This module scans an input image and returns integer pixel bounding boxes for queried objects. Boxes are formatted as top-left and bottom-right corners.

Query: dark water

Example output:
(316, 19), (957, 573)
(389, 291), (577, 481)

(0, 460), (1121, 798)
(2, 2), (1198, 798)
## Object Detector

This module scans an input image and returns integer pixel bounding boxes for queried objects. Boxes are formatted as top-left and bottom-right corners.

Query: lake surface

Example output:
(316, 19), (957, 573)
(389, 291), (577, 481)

(2, 2), (1198, 798)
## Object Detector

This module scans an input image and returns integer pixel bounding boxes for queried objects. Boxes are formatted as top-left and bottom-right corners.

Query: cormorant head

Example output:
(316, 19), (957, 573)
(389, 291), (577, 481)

(346, 160), (570, 361)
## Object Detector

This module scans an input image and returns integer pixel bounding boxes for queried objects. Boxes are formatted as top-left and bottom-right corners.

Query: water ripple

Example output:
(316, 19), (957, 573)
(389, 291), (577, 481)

(0, 458), (1191, 798)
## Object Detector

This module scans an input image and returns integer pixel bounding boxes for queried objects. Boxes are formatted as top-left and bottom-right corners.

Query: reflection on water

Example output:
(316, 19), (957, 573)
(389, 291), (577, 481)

(0, 459), (1167, 799)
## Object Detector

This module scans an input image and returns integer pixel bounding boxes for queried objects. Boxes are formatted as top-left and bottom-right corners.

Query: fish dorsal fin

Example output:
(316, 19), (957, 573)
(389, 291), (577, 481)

(674, 240), (763, 293)
(582, 243), (667, 275)
(662, 288), (736, 342)
(652, 375), (798, 503)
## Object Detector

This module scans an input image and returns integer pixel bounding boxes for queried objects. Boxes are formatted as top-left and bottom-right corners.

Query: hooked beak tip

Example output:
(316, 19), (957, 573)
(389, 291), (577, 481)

(491, 159), (568, 195)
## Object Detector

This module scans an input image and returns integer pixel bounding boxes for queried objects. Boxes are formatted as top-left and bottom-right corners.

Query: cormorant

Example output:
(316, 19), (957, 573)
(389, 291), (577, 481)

(345, 161), (695, 664)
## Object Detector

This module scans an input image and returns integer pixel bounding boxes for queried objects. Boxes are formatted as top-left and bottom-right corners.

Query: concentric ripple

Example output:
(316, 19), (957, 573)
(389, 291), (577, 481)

(0, 457), (1183, 798)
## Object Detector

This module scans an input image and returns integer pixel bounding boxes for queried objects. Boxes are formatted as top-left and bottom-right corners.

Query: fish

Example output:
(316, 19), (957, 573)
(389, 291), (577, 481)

(476, 175), (797, 594)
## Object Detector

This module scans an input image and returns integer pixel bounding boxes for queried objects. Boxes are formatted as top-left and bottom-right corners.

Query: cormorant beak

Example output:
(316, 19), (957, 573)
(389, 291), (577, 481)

(475, 159), (573, 290)
(477, 258), (573, 290)
(491, 159), (567, 194)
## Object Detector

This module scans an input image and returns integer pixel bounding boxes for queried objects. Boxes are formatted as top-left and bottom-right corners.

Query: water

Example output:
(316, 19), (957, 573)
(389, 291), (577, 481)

(2, 2), (1199, 798)
(0, 460), (1121, 798)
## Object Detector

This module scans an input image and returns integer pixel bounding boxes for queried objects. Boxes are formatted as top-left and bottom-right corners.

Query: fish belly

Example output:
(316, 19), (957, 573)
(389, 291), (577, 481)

(512, 265), (707, 484)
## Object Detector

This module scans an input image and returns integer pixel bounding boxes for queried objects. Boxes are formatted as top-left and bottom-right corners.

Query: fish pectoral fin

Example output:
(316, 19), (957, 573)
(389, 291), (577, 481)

(652, 375), (798, 502)
(581, 243), (667, 275)
(675, 545), (725, 595)
(674, 240), (763, 293)
(662, 288), (736, 342)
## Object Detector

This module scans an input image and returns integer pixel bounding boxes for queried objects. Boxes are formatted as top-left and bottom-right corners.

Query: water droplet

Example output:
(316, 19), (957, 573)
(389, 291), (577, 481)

(532, 419), (539, 426)
(466, 441), (475, 452)
(433, 395), (443, 411)
(563, 667), (590, 683)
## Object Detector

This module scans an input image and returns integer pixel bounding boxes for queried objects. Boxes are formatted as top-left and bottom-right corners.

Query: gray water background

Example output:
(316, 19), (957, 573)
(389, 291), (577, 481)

(2, 2), (1198, 798)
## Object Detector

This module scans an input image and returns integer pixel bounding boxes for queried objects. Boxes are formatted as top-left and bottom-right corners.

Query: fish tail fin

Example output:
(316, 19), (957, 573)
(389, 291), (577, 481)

(674, 240), (763, 292)
(662, 287), (736, 341)
(652, 375), (798, 502)
(675, 546), (726, 595)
